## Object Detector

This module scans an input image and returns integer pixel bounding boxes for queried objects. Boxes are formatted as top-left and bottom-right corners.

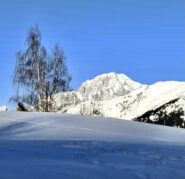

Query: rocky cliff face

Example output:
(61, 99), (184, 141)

(53, 72), (185, 127)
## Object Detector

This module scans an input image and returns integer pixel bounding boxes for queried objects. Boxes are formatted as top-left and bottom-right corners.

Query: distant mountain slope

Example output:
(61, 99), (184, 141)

(53, 73), (185, 127)
(135, 97), (185, 125)
(53, 72), (145, 111)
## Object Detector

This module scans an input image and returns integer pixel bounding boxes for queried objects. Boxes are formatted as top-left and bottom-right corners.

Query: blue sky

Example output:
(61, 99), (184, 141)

(0, 0), (184, 107)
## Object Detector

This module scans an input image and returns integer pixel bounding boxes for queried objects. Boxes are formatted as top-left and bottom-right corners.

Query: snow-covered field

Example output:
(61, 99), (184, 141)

(0, 112), (185, 179)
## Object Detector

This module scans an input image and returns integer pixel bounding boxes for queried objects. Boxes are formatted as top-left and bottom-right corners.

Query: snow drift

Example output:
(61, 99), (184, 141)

(0, 111), (185, 142)
(0, 112), (185, 179)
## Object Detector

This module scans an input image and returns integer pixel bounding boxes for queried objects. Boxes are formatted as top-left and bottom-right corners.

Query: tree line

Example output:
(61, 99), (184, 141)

(11, 25), (71, 112)
(134, 98), (185, 128)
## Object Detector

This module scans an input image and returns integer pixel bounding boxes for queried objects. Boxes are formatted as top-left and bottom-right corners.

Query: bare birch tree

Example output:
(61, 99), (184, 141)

(11, 25), (71, 112)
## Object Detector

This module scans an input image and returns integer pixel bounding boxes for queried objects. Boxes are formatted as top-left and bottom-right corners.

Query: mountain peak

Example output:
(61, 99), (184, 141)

(53, 72), (185, 126)
(78, 72), (144, 101)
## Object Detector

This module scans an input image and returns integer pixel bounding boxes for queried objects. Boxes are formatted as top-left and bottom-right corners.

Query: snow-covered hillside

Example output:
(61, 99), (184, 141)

(0, 112), (185, 179)
(0, 112), (185, 142)
(53, 73), (185, 122)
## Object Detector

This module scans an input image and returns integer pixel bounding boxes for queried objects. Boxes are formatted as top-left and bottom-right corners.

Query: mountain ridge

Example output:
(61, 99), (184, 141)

(53, 72), (185, 127)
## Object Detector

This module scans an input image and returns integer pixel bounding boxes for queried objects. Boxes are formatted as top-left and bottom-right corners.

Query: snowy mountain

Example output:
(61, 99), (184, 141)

(0, 105), (7, 112)
(53, 72), (185, 126)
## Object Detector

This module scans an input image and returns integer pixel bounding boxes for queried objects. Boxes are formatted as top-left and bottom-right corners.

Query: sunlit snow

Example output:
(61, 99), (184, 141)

(0, 112), (185, 179)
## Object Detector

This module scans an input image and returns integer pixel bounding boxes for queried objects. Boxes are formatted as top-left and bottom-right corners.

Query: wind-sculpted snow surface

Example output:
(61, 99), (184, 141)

(0, 112), (185, 179)
(0, 140), (185, 179)
(53, 73), (185, 121)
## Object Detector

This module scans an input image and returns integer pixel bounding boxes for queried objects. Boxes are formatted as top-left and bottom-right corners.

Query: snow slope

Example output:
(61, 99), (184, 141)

(0, 112), (185, 142)
(0, 112), (185, 179)
(53, 73), (185, 120)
